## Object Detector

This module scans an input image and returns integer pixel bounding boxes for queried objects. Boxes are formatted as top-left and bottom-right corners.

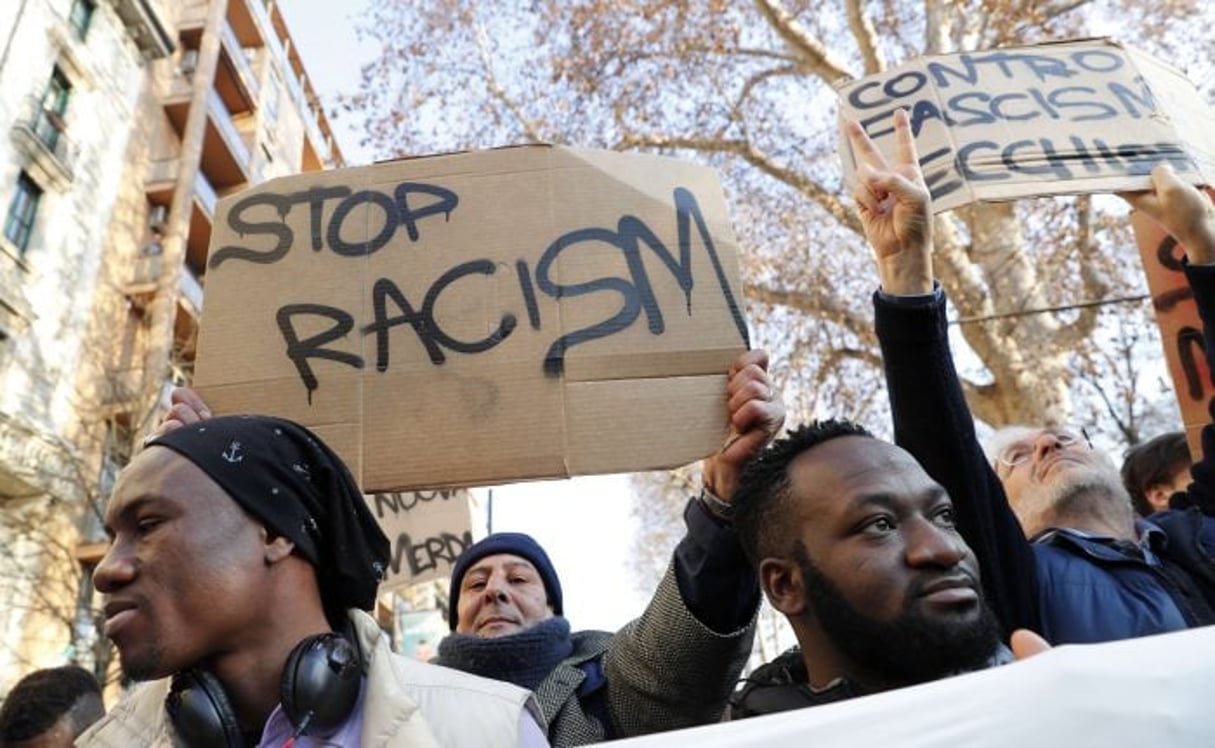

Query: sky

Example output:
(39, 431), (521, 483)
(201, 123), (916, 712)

(276, 0), (650, 632)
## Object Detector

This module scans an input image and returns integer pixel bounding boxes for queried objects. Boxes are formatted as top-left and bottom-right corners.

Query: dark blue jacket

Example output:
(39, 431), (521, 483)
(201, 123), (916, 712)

(874, 264), (1215, 644)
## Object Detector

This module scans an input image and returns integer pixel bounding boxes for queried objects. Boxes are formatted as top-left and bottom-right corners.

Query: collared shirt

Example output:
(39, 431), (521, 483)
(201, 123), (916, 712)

(256, 680), (365, 748)
(1032, 521), (1168, 567)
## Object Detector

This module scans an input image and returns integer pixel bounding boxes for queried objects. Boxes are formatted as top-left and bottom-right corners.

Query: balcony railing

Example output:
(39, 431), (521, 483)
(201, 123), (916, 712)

(208, 89), (251, 169)
(180, 264), (204, 314)
(110, 0), (174, 59)
(193, 169), (217, 216)
(10, 95), (75, 188)
(220, 21), (259, 103)
(243, 0), (334, 166)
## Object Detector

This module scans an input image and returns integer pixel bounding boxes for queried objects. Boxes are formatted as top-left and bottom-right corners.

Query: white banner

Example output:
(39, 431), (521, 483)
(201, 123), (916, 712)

(606, 626), (1215, 747)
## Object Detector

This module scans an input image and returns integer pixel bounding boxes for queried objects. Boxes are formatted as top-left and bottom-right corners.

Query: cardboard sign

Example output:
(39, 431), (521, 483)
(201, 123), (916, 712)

(194, 146), (748, 491)
(1131, 208), (1215, 460)
(836, 39), (1215, 212)
(365, 489), (474, 592)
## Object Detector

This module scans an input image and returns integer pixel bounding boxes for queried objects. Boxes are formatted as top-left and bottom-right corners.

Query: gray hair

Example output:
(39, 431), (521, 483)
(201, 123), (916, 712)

(982, 425), (1041, 467)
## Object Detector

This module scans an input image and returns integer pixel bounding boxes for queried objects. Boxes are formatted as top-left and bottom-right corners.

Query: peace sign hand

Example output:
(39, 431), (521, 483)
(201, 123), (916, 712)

(846, 109), (934, 296)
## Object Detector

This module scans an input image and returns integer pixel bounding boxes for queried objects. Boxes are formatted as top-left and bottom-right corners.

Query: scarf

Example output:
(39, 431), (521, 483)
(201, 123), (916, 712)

(435, 617), (574, 691)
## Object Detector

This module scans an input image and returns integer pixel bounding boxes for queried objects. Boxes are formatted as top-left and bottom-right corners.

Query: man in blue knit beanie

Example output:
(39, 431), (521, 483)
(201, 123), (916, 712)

(436, 350), (785, 746)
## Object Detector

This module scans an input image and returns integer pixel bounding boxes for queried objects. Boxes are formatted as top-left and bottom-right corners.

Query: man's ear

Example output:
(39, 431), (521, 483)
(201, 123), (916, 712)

(264, 533), (296, 565)
(1145, 485), (1172, 514)
(760, 557), (806, 616)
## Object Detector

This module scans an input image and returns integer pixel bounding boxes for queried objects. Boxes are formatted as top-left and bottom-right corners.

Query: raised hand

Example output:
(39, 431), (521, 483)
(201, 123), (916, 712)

(845, 109), (933, 296)
(701, 349), (785, 504)
(1120, 164), (1215, 266)
(153, 386), (213, 438)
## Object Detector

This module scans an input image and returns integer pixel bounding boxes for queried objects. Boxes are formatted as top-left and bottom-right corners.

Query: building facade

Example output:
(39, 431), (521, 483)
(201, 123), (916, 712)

(0, 0), (341, 692)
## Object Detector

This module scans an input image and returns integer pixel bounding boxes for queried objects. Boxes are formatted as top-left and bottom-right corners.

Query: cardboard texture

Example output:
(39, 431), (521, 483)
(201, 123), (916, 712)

(194, 146), (749, 491)
(1130, 209), (1214, 460)
(364, 490), (474, 592)
(836, 39), (1215, 213)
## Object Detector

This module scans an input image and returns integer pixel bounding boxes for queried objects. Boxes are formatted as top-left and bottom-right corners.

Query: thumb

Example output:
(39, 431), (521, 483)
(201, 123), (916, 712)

(1010, 628), (1052, 661)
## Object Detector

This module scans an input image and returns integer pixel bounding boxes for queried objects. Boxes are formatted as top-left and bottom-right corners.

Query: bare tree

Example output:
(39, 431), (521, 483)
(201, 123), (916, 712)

(339, 0), (1213, 602)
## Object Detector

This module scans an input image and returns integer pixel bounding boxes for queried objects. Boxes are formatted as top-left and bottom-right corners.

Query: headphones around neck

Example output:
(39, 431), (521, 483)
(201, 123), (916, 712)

(165, 632), (362, 747)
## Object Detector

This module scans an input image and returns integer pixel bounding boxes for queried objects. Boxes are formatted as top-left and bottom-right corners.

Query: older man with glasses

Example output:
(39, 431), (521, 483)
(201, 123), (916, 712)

(847, 110), (1215, 646)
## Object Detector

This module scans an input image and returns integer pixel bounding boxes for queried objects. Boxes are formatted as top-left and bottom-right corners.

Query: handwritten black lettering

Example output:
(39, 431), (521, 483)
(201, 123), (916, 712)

(390, 530), (474, 577)
(327, 190), (398, 257)
(372, 490), (458, 519)
(294, 185), (353, 251)
(277, 304), (364, 403)
(395, 182), (459, 241)
(210, 192), (296, 269)
(1177, 326), (1207, 401)
(535, 188), (748, 377)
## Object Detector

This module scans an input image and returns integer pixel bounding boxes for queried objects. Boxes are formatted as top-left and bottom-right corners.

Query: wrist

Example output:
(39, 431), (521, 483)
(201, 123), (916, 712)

(699, 485), (735, 522)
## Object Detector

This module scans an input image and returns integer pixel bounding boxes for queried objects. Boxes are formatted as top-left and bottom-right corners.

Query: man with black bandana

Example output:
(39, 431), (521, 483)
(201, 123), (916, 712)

(157, 349), (785, 746)
(79, 415), (548, 747)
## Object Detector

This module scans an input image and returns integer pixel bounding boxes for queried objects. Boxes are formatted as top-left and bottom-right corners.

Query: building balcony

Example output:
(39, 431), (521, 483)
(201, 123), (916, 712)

(9, 96), (75, 190)
(179, 262), (204, 316)
(217, 21), (259, 113)
(226, 0), (266, 48)
(163, 82), (252, 189)
(193, 169), (217, 217)
(204, 89), (251, 187)
(109, 0), (175, 59)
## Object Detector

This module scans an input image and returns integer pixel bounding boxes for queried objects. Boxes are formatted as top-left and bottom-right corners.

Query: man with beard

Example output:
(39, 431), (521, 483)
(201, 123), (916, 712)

(78, 415), (546, 747)
(728, 420), (1042, 716)
(848, 109), (1215, 645)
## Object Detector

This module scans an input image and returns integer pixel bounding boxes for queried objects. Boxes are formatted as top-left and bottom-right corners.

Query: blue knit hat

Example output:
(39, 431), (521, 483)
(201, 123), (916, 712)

(448, 532), (563, 629)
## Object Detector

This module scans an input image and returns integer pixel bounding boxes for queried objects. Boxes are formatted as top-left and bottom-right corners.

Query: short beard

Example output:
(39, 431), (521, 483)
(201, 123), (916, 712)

(1020, 463), (1134, 537)
(794, 543), (1000, 689)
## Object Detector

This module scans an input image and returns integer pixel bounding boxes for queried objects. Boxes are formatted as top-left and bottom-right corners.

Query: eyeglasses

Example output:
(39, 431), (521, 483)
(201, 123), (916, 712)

(996, 428), (1093, 470)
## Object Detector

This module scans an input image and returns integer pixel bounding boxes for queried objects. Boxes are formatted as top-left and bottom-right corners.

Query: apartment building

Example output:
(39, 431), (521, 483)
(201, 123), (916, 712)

(0, 0), (342, 691)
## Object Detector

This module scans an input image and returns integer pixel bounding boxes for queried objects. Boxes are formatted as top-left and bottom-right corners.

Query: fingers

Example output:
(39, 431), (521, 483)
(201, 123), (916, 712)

(728, 348), (769, 379)
(852, 165), (884, 216)
(892, 108), (919, 168)
(1010, 628), (1052, 661)
(171, 386), (212, 418)
(845, 119), (888, 172)
(150, 387), (213, 441)
(847, 110), (918, 173)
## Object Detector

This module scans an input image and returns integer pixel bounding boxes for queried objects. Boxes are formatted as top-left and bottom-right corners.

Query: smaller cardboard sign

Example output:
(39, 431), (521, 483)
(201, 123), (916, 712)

(836, 38), (1215, 213)
(365, 489), (474, 592)
(1131, 209), (1215, 460)
(193, 146), (749, 491)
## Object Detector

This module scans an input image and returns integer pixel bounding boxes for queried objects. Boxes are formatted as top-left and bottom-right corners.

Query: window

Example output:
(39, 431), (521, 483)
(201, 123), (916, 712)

(34, 68), (71, 151)
(68, 0), (95, 40)
(4, 173), (42, 253)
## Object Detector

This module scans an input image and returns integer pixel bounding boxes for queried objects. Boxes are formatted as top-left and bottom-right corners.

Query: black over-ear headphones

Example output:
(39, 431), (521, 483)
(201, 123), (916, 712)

(165, 633), (362, 747)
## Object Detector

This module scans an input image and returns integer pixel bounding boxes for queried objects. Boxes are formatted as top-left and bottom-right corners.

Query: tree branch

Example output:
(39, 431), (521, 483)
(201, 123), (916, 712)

(845, 0), (886, 74)
(732, 64), (807, 115)
(753, 0), (855, 83)
(473, 21), (545, 143)
(616, 133), (864, 235)
(744, 281), (876, 346)
(923, 0), (950, 54)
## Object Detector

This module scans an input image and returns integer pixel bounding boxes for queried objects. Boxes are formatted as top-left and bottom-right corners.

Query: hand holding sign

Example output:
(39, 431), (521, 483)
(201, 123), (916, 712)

(702, 349), (785, 503)
(1121, 164), (1215, 265)
(847, 109), (934, 296)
